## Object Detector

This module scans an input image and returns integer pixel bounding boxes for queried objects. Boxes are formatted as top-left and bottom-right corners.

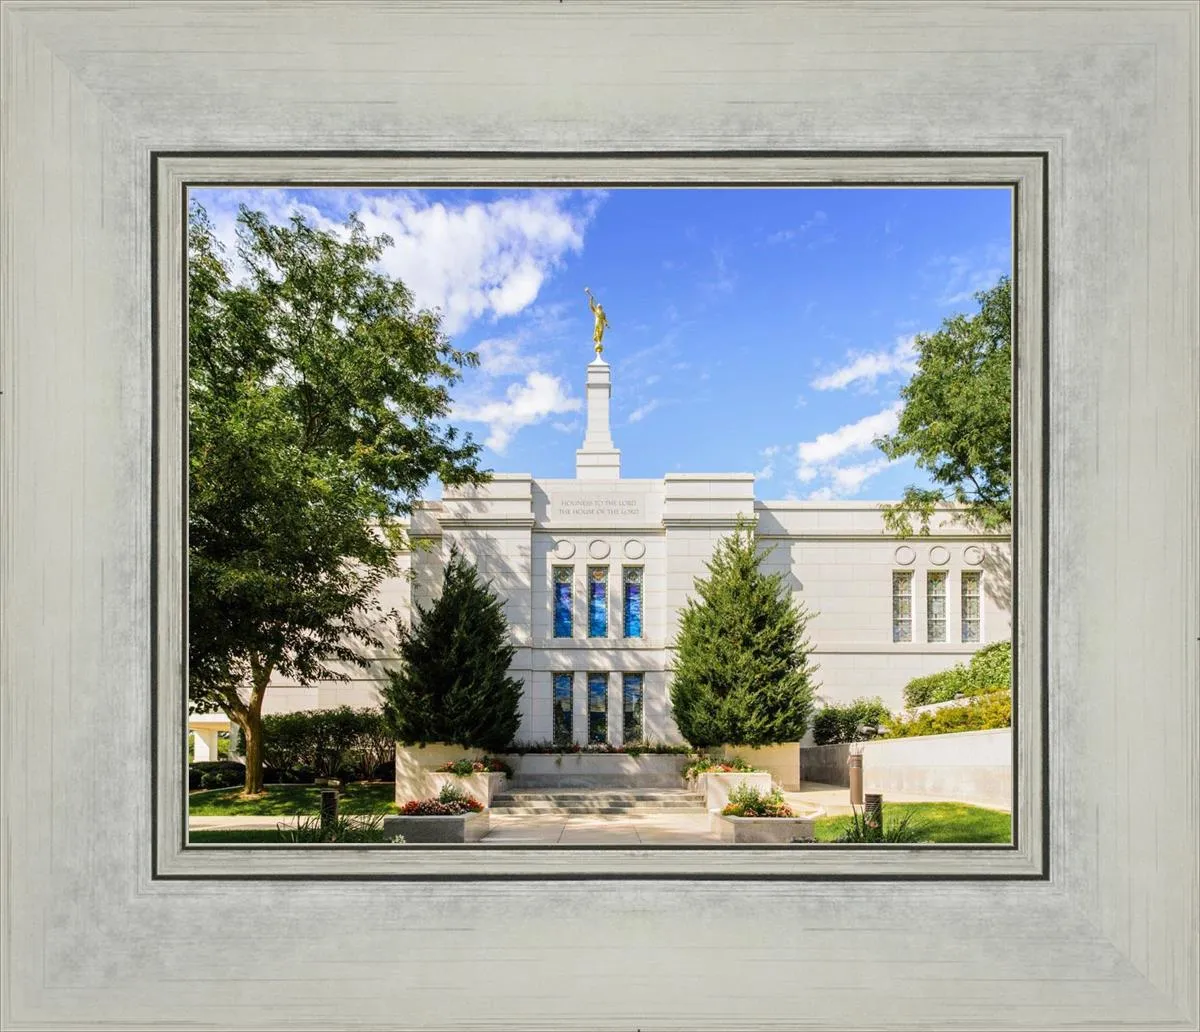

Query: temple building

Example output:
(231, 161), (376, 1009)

(189, 349), (1011, 759)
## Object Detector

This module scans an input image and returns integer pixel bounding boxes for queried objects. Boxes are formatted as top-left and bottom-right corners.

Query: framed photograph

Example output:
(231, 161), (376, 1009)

(3, 2), (1196, 1029)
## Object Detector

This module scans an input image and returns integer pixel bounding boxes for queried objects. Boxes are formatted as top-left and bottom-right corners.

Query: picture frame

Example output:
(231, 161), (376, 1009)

(3, 2), (1196, 1029)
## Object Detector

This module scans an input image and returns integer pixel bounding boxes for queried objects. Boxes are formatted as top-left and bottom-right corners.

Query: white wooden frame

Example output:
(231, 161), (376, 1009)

(2, 2), (1196, 1029)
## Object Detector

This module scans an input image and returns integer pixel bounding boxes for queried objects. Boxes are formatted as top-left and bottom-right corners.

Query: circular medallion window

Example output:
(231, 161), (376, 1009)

(590, 566), (607, 581)
(553, 539), (576, 560)
(929, 545), (951, 566)
(894, 545), (916, 566)
(623, 538), (646, 560)
(963, 545), (984, 566)
(588, 539), (611, 560)
(624, 568), (641, 584)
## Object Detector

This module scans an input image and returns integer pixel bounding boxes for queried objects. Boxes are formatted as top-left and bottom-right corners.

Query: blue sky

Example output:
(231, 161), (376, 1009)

(191, 186), (1011, 501)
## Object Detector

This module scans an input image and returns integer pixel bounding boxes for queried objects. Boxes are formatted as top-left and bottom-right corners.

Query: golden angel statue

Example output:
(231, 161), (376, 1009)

(584, 287), (609, 353)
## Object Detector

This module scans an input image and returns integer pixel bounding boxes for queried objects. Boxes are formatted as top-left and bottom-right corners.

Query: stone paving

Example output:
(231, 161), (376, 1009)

(187, 780), (1010, 843)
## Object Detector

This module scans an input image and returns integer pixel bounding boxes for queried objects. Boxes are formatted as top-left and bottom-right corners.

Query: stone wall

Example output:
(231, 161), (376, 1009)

(800, 728), (1012, 810)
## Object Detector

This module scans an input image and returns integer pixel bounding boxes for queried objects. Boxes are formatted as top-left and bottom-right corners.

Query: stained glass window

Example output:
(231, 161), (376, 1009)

(552, 566), (573, 638)
(961, 571), (982, 643)
(553, 673), (574, 747)
(587, 567), (608, 638)
(892, 570), (913, 642)
(622, 673), (644, 743)
(587, 673), (608, 744)
(622, 567), (643, 639)
(927, 570), (947, 642)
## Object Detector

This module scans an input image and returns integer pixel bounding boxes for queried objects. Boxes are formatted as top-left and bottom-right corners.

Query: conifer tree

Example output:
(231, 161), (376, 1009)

(669, 517), (819, 747)
(381, 549), (523, 750)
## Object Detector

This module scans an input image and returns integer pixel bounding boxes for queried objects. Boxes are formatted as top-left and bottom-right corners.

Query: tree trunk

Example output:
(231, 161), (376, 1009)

(241, 709), (265, 796)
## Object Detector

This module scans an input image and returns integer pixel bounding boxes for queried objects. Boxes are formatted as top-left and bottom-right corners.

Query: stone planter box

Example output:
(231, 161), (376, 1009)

(716, 743), (802, 790)
(395, 744), (487, 806)
(496, 751), (689, 788)
(427, 771), (507, 808)
(693, 771), (774, 811)
(714, 813), (816, 844)
(382, 809), (490, 843)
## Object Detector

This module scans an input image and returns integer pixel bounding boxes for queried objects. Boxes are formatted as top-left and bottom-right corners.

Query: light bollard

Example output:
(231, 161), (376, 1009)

(847, 752), (863, 807)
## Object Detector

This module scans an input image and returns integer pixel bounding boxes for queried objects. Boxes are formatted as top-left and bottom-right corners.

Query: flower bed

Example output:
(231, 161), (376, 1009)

(435, 756), (514, 778)
(382, 784), (490, 842)
(712, 784), (817, 843)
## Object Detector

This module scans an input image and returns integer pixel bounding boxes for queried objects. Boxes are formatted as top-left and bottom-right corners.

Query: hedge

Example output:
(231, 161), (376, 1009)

(901, 641), (1012, 709)
(188, 760), (245, 791)
(811, 697), (891, 745)
(261, 706), (394, 782)
(883, 690), (1011, 738)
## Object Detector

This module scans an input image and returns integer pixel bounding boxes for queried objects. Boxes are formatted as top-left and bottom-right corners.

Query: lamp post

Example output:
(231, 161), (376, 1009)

(847, 748), (864, 806)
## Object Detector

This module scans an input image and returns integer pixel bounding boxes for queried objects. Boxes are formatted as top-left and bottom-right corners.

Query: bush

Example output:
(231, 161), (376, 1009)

(276, 813), (385, 844)
(436, 756), (514, 778)
(670, 518), (820, 747)
(381, 549), (523, 751)
(883, 690), (1011, 738)
(189, 760), (245, 791)
(682, 755), (757, 781)
(261, 707), (392, 782)
(835, 804), (930, 843)
(721, 784), (794, 818)
(811, 697), (891, 745)
(902, 641), (1012, 709)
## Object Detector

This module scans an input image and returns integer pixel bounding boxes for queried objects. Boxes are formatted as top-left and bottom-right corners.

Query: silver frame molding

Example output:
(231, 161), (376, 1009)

(154, 154), (1045, 880)
(3, 3), (1196, 1029)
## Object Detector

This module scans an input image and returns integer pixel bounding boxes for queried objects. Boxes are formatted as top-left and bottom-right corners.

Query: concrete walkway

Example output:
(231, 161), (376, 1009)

(188, 782), (1009, 843)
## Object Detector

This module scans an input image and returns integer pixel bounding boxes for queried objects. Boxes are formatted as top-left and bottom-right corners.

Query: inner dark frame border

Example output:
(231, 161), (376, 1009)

(151, 150), (1048, 881)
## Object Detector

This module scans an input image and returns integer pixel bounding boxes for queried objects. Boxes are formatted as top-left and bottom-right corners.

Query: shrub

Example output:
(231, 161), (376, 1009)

(261, 706), (391, 782)
(276, 813), (385, 844)
(381, 549), (523, 751)
(902, 641), (1012, 709)
(883, 690), (1011, 738)
(669, 517), (819, 747)
(721, 784), (794, 818)
(436, 756), (514, 778)
(811, 697), (891, 745)
(835, 804), (930, 843)
(189, 760), (245, 791)
(682, 755), (757, 781)
(398, 783), (484, 816)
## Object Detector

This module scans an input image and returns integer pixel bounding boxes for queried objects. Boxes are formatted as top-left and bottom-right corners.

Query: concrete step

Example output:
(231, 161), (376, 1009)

(491, 789), (705, 816)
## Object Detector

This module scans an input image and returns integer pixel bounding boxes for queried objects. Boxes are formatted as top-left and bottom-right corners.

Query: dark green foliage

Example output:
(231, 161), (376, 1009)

(261, 706), (393, 781)
(669, 517), (819, 748)
(877, 276), (1012, 535)
(834, 804), (931, 843)
(188, 760), (246, 791)
(276, 812), (386, 844)
(901, 641), (1012, 708)
(186, 202), (486, 794)
(381, 549), (523, 751)
(811, 697), (891, 745)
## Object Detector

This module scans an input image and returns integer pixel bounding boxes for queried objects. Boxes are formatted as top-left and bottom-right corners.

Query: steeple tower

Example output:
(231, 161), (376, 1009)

(575, 353), (621, 480)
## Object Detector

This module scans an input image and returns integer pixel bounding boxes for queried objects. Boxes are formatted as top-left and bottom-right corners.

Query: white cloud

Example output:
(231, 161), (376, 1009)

(811, 334), (918, 392)
(767, 210), (827, 245)
(796, 403), (902, 472)
(192, 187), (598, 334)
(474, 337), (529, 377)
(453, 372), (581, 453)
(756, 445), (780, 481)
(628, 400), (661, 424)
(927, 242), (1010, 308)
(793, 404), (903, 499)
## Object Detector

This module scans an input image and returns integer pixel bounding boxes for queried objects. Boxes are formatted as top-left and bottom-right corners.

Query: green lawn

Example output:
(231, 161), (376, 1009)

(190, 828), (390, 844)
(188, 781), (396, 816)
(812, 802), (1012, 844)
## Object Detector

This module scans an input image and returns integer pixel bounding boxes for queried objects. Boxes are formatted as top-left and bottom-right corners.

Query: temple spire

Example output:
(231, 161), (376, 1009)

(575, 352), (621, 480)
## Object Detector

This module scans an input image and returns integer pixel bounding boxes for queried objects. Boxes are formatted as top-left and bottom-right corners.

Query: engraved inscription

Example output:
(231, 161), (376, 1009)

(552, 495), (645, 521)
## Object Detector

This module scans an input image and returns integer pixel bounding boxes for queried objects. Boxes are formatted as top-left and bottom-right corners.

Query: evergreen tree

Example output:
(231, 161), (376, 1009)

(669, 518), (819, 747)
(382, 549), (523, 750)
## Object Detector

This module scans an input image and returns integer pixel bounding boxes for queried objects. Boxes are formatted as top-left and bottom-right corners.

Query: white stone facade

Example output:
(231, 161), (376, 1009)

(246, 353), (1011, 745)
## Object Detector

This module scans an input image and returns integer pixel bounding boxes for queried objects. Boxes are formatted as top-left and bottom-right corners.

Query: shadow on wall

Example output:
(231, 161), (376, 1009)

(983, 545), (1011, 613)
